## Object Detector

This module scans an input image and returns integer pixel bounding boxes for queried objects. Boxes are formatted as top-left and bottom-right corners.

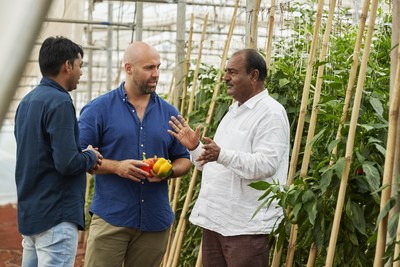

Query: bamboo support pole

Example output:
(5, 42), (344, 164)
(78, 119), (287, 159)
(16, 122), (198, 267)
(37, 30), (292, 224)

(394, 215), (400, 267)
(272, 1), (324, 266)
(284, 224), (298, 267)
(306, 242), (317, 267)
(286, 0), (324, 185)
(203, 0), (238, 137)
(165, 2), (238, 265)
(195, 245), (202, 267)
(374, 28), (400, 267)
(187, 13), (209, 124)
(300, 0), (336, 178)
(331, 0), (371, 162)
(265, 0), (275, 68)
(167, 72), (175, 103)
(296, 1), (336, 262)
(325, 1), (379, 266)
(180, 14), (194, 118)
(250, 0), (261, 49)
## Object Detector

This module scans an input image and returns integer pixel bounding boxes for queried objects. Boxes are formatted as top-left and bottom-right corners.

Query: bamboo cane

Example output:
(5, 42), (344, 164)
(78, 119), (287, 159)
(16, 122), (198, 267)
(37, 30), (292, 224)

(187, 13), (209, 124)
(250, 0), (261, 49)
(165, 169), (199, 267)
(203, 0), (238, 137)
(288, 0), (337, 263)
(286, 0), (324, 186)
(265, 0), (275, 68)
(180, 14), (195, 118)
(195, 245), (202, 267)
(374, 27), (400, 267)
(306, 242), (317, 267)
(331, 0), (371, 162)
(394, 215), (400, 267)
(272, 1), (324, 267)
(300, 0), (336, 178)
(166, 2), (239, 265)
(167, 72), (175, 103)
(165, 13), (208, 267)
(325, 1), (379, 266)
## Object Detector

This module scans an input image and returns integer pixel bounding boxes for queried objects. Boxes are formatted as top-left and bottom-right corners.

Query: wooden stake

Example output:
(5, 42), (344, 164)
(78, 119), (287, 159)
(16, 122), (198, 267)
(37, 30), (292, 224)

(265, 0), (275, 68)
(250, 0), (262, 48)
(286, 0), (324, 185)
(187, 13), (209, 124)
(331, 0), (371, 162)
(166, 1), (239, 265)
(374, 23), (400, 267)
(325, 0), (379, 266)
(275, 1), (324, 266)
(180, 14), (195, 118)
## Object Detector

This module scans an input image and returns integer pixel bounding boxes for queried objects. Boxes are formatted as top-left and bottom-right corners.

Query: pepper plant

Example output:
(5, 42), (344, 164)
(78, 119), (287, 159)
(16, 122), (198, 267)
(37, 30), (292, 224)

(176, 1), (392, 266)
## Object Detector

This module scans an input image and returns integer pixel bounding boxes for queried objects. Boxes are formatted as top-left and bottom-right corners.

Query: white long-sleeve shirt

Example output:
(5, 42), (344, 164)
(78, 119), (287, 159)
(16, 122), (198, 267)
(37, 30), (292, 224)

(189, 90), (290, 236)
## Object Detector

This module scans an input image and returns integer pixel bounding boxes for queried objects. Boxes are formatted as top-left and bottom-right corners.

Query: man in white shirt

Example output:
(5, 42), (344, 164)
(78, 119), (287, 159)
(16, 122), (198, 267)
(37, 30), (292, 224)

(168, 48), (290, 267)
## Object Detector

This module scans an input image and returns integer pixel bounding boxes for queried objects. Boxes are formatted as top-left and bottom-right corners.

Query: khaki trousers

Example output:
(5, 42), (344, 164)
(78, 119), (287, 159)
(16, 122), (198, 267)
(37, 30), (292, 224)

(84, 214), (169, 267)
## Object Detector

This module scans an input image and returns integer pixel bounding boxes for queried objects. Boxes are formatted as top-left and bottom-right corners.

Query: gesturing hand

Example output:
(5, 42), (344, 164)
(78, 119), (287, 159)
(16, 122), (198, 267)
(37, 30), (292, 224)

(197, 137), (221, 166)
(168, 115), (201, 151)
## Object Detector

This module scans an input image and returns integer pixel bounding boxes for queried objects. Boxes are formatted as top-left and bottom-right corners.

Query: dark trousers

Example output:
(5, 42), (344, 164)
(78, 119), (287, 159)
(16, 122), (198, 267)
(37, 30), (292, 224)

(202, 228), (275, 267)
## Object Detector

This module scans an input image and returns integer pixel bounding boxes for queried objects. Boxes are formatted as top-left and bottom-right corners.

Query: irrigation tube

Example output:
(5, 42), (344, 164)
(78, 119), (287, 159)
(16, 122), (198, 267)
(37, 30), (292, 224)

(0, 0), (53, 127)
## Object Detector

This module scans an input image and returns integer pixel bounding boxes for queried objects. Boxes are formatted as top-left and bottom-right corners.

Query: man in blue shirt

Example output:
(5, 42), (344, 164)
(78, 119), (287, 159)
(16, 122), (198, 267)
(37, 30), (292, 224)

(79, 41), (192, 267)
(14, 36), (103, 267)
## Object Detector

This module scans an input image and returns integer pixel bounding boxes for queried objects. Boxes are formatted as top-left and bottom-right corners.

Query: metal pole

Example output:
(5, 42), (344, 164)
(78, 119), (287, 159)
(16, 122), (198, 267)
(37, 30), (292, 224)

(87, 0), (94, 100)
(107, 2), (113, 91)
(135, 2), (143, 41)
(0, 0), (54, 126)
(174, 0), (186, 107)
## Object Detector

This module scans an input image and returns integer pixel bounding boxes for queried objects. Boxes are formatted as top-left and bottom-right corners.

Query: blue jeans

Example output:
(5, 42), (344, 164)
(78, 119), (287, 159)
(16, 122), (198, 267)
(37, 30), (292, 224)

(21, 222), (78, 267)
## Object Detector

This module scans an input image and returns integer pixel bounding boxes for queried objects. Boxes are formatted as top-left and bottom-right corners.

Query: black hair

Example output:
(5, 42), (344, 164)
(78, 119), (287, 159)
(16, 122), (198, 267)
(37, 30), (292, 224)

(233, 49), (267, 81)
(38, 36), (84, 77)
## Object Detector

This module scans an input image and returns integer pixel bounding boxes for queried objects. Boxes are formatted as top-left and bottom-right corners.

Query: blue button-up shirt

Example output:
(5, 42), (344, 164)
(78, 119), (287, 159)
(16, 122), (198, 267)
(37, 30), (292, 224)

(14, 77), (97, 235)
(79, 83), (190, 231)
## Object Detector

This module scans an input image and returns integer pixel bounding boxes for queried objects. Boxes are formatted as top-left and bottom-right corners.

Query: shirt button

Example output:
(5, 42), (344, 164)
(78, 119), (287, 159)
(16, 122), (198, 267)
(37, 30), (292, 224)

(140, 126), (143, 130)
(141, 144), (144, 147)
(141, 181), (144, 184)
(141, 199), (144, 202)
(132, 109), (135, 112)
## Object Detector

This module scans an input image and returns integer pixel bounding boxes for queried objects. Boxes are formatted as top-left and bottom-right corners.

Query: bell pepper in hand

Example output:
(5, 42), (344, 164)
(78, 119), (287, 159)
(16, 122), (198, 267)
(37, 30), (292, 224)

(140, 153), (156, 176)
(152, 157), (173, 178)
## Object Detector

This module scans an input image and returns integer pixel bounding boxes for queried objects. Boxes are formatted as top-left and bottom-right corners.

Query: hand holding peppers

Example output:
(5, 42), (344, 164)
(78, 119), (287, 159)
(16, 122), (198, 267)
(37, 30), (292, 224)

(140, 153), (173, 179)
(152, 157), (173, 178)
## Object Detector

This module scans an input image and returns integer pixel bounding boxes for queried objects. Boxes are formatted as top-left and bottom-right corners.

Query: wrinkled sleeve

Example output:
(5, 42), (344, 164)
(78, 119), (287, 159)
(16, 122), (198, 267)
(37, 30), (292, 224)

(79, 102), (101, 150)
(217, 114), (289, 181)
(47, 101), (96, 175)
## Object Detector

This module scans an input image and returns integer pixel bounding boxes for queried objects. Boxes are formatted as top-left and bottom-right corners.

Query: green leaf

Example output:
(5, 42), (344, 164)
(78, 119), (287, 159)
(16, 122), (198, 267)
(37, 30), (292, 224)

(334, 157), (346, 178)
(279, 78), (290, 87)
(362, 162), (381, 192)
(348, 201), (366, 235)
(376, 198), (396, 227)
(249, 181), (270, 191)
(320, 168), (333, 193)
(369, 96), (384, 117)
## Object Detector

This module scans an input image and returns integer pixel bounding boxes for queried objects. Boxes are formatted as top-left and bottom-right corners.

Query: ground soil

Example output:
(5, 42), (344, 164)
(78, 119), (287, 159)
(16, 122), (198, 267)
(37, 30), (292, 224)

(0, 204), (86, 267)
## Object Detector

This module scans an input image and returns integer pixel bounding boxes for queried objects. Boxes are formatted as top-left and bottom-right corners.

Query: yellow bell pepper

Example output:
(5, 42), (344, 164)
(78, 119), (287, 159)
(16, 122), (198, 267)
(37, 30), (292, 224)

(153, 157), (173, 178)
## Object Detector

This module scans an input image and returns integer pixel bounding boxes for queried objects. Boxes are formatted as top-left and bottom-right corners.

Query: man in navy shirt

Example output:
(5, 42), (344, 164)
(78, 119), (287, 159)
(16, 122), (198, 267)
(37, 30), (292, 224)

(79, 41), (192, 267)
(14, 36), (103, 267)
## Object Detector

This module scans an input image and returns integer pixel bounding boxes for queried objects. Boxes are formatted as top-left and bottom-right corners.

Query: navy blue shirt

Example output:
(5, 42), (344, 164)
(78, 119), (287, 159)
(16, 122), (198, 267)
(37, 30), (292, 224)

(79, 83), (190, 231)
(14, 77), (97, 235)
(79, 83), (189, 231)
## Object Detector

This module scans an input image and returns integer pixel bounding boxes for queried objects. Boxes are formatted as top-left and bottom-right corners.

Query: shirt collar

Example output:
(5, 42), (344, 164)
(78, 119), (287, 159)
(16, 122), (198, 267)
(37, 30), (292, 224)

(40, 77), (72, 100)
(230, 89), (269, 111)
(118, 81), (158, 102)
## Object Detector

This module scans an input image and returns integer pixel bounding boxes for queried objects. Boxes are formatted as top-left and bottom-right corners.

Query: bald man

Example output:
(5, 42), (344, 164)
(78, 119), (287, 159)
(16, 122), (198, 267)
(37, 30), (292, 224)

(79, 42), (192, 267)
